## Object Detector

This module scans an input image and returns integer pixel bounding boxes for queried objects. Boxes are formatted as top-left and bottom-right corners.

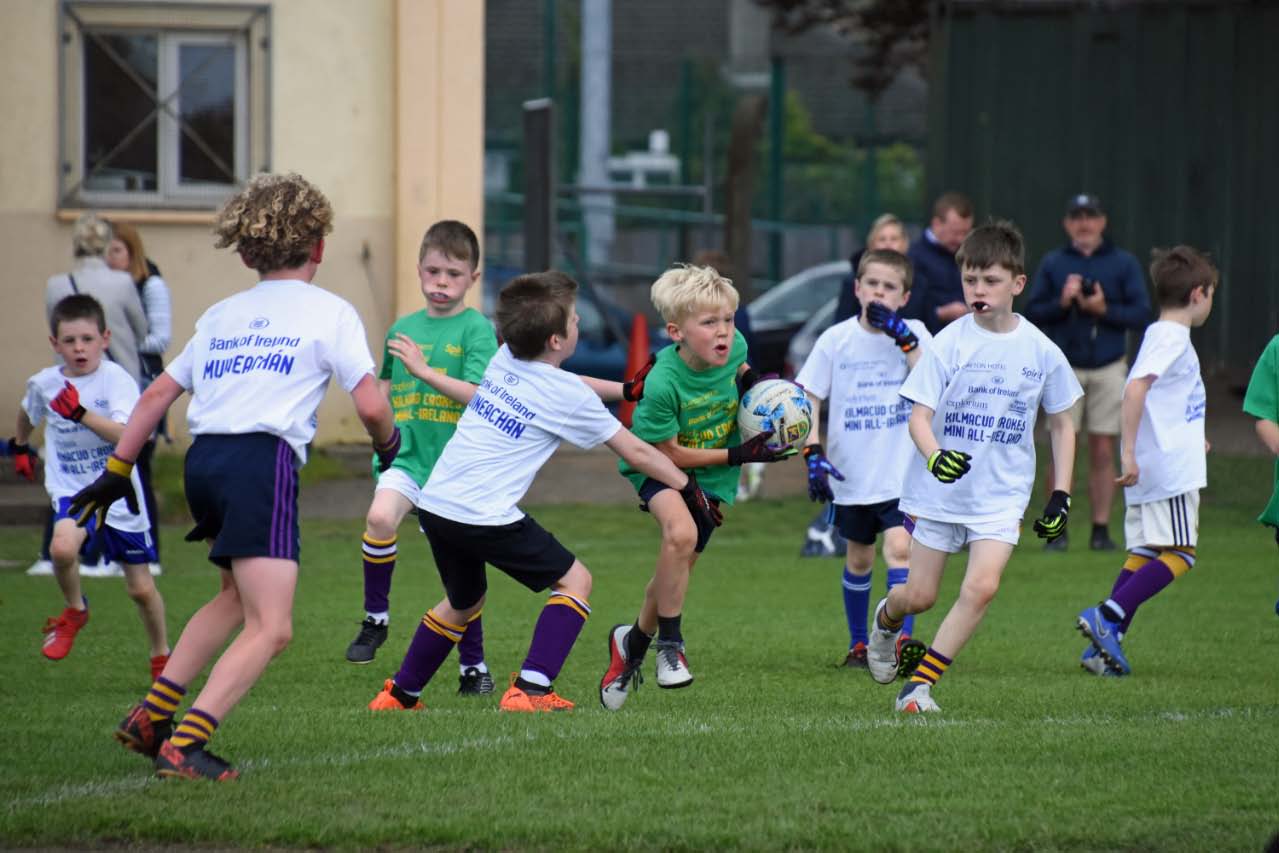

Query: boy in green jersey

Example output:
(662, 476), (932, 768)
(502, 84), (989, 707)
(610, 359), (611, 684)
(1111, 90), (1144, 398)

(600, 265), (794, 709)
(345, 221), (499, 693)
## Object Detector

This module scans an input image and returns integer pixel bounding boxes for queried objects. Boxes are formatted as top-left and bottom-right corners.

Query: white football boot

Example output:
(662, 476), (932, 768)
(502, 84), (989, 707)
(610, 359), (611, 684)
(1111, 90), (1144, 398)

(866, 598), (902, 684)
(895, 681), (941, 713)
(654, 640), (694, 689)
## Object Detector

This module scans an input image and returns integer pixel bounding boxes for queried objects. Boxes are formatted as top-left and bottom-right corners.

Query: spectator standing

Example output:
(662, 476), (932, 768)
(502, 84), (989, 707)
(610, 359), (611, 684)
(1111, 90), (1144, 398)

(1024, 193), (1151, 551)
(834, 213), (910, 325)
(106, 222), (172, 566)
(902, 192), (974, 336)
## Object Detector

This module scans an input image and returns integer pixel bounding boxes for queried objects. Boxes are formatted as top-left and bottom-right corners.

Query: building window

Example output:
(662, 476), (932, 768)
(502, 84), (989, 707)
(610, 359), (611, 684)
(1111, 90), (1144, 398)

(59, 2), (270, 210)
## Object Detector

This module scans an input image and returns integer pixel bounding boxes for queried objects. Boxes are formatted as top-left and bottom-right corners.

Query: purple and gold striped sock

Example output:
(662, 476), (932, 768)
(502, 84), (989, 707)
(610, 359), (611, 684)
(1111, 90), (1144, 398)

(393, 609), (463, 694)
(908, 647), (952, 687)
(361, 534), (397, 616)
(520, 593), (590, 684)
(1109, 547), (1194, 626)
(1111, 548), (1155, 633)
(143, 676), (186, 723)
(169, 707), (218, 749)
(457, 611), (485, 668)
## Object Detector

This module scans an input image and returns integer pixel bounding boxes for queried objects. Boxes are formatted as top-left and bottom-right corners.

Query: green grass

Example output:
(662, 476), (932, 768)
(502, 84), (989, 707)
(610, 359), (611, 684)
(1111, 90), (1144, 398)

(2, 454), (1277, 851)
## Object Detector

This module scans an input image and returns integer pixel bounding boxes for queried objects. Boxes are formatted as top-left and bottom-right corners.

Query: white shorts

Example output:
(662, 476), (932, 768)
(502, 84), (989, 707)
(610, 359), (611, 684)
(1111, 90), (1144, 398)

(374, 467), (423, 505)
(1124, 491), (1199, 550)
(907, 515), (1021, 554)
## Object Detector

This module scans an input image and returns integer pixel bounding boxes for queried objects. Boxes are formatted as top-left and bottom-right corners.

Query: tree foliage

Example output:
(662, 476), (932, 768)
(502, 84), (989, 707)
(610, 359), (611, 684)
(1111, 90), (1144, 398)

(755, 0), (931, 99)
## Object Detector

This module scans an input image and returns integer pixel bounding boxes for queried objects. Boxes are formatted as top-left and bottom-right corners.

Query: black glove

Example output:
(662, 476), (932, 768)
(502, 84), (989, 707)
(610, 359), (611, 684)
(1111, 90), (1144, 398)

(7, 438), (38, 482)
(736, 367), (776, 400)
(680, 472), (723, 529)
(802, 443), (846, 503)
(727, 431), (795, 466)
(622, 352), (656, 402)
(374, 426), (401, 473)
(1033, 490), (1071, 540)
(68, 455), (139, 528)
(867, 302), (919, 353)
(926, 448), (972, 484)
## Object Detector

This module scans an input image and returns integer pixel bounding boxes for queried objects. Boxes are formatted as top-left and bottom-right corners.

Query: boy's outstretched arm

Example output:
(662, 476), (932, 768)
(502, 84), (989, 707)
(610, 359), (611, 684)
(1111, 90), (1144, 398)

(350, 374), (399, 471)
(1044, 409), (1076, 493)
(112, 374), (185, 463)
(1116, 375), (1154, 486)
(387, 333), (478, 404)
(1255, 419), (1279, 456)
(607, 427), (721, 528)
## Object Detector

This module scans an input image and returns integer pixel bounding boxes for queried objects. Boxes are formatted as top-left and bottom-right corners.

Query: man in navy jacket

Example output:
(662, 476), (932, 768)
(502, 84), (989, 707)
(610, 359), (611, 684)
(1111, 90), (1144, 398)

(902, 192), (974, 335)
(1024, 193), (1151, 552)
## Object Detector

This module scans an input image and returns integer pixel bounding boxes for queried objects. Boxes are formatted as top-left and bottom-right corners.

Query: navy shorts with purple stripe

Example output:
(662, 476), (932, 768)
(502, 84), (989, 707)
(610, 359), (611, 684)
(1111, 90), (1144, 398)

(183, 433), (299, 569)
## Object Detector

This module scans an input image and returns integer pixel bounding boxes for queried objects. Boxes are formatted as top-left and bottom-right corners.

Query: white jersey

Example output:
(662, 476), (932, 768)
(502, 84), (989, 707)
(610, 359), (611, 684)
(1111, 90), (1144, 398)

(796, 316), (932, 505)
(23, 362), (150, 533)
(898, 314), (1082, 524)
(166, 280), (375, 463)
(1124, 321), (1206, 504)
(419, 345), (622, 525)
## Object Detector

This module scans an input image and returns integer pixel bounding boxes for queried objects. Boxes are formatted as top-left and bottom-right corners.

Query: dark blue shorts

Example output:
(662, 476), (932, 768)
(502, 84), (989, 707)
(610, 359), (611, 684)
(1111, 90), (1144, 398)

(417, 509), (575, 611)
(637, 477), (722, 553)
(183, 433), (299, 570)
(53, 497), (157, 565)
(831, 499), (906, 546)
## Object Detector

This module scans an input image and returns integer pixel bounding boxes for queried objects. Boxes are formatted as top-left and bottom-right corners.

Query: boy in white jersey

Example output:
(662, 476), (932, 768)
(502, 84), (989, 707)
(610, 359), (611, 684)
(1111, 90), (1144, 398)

(1076, 246), (1216, 676)
(72, 173), (399, 781)
(796, 249), (932, 671)
(366, 271), (719, 713)
(866, 220), (1082, 713)
(12, 294), (168, 674)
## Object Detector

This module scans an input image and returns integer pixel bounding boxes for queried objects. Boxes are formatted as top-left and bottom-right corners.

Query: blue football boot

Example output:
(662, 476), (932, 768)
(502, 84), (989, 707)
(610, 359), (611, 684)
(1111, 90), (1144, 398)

(1077, 606), (1130, 675)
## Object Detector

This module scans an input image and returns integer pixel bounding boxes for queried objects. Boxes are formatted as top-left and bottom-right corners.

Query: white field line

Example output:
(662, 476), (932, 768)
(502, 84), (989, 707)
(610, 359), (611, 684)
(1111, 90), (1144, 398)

(6, 704), (1274, 813)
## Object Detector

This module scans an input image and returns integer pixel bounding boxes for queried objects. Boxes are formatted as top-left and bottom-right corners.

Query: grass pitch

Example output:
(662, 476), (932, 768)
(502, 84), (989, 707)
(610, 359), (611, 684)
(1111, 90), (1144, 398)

(2, 454), (1277, 851)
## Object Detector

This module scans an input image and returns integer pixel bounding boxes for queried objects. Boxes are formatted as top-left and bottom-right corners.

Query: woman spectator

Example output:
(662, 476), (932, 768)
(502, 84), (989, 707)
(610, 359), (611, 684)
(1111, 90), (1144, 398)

(834, 213), (910, 325)
(105, 221), (171, 568)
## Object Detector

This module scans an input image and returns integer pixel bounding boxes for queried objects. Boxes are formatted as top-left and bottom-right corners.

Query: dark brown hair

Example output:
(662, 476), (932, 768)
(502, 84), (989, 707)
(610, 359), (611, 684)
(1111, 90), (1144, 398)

(956, 219), (1025, 278)
(932, 191), (974, 222)
(497, 271), (578, 359)
(420, 219), (480, 268)
(50, 294), (106, 336)
(1150, 245), (1218, 307)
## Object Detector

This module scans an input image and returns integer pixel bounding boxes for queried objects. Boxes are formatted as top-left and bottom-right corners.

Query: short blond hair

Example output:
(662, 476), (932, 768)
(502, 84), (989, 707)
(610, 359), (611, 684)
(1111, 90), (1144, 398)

(213, 172), (333, 273)
(650, 264), (739, 324)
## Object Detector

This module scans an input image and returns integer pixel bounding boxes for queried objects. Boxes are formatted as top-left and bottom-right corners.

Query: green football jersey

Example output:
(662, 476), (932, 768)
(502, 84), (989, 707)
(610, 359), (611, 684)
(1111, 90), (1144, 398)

(1243, 333), (1279, 528)
(374, 307), (497, 484)
(619, 330), (748, 505)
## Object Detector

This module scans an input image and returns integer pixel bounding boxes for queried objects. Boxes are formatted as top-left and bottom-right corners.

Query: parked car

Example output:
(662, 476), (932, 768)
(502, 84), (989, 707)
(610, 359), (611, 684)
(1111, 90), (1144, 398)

(745, 260), (850, 374)
(783, 296), (838, 378)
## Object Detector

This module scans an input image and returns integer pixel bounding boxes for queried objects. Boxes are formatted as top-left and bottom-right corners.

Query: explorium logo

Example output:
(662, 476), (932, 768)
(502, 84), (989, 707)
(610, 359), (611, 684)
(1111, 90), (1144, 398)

(249, 317), (270, 330)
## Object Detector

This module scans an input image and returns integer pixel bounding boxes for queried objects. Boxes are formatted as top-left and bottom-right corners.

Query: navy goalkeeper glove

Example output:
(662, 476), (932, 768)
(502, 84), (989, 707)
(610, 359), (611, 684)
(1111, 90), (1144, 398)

(68, 455), (139, 528)
(802, 443), (845, 503)
(866, 302), (919, 353)
(374, 426), (401, 473)
(926, 448), (972, 484)
(1033, 490), (1071, 541)
(727, 431), (795, 466)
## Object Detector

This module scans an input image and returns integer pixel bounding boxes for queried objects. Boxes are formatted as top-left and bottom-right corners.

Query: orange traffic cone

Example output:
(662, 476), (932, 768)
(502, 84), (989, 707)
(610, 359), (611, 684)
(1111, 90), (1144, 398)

(618, 312), (649, 428)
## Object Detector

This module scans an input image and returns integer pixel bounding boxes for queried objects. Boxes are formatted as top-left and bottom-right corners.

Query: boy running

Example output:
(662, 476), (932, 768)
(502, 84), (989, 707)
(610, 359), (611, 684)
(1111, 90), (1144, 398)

(73, 173), (399, 780)
(1076, 246), (1217, 674)
(866, 220), (1082, 713)
(796, 249), (931, 670)
(344, 221), (498, 699)
(12, 294), (168, 677)
(600, 265), (793, 710)
(367, 271), (719, 713)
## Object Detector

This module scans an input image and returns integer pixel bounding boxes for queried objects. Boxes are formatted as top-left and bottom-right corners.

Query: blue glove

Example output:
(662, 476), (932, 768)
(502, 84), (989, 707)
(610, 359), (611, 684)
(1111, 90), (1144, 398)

(867, 302), (919, 353)
(802, 443), (845, 503)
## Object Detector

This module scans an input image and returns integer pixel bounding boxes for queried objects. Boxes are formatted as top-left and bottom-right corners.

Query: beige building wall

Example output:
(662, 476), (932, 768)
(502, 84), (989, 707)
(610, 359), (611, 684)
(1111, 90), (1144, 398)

(0, 0), (483, 454)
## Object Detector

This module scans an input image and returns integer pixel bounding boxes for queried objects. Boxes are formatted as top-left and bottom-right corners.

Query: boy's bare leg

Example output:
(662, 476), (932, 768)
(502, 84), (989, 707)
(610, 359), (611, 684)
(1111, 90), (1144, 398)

(123, 561), (169, 657)
(885, 540), (947, 622)
(636, 489), (699, 636)
(49, 519), (88, 609)
(161, 569), (245, 687)
(928, 539), (1014, 659)
(365, 488), (414, 542)
(186, 557), (297, 720)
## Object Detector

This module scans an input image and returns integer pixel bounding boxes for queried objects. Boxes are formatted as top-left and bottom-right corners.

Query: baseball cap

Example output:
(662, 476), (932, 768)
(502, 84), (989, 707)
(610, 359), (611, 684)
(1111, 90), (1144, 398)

(1066, 193), (1104, 216)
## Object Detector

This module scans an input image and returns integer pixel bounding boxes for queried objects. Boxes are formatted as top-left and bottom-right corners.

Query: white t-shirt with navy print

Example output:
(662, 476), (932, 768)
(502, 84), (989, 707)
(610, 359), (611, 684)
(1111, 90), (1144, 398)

(898, 314), (1083, 524)
(419, 345), (623, 526)
(1124, 321), (1206, 505)
(23, 361), (150, 532)
(166, 280), (375, 464)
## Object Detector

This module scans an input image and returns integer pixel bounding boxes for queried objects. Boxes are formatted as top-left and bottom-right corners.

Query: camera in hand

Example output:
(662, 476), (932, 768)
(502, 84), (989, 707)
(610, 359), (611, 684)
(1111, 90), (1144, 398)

(1081, 278), (1098, 297)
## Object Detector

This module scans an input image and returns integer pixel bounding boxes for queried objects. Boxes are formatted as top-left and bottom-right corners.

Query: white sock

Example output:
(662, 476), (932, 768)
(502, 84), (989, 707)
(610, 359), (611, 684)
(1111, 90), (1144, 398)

(460, 661), (489, 675)
(365, 611), (389, 625)
(518, 668), (550, 688)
